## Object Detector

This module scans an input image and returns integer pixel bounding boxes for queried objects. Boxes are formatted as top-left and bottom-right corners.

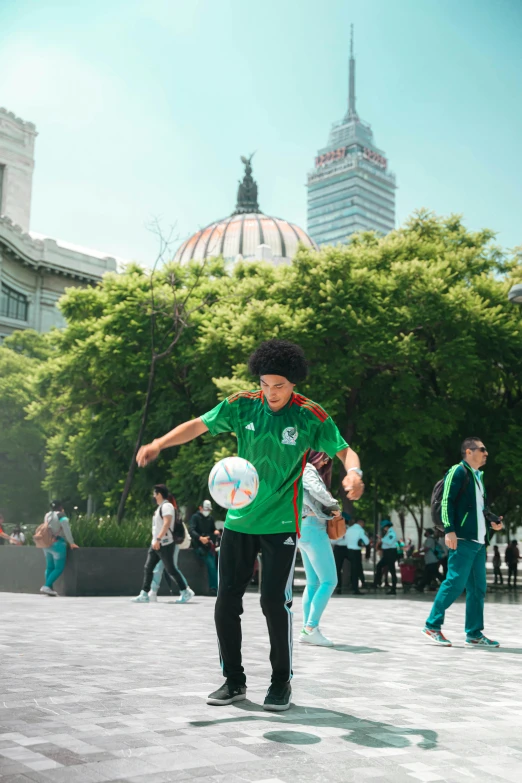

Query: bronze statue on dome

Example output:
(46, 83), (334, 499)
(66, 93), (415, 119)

(234, 153), (260, 214)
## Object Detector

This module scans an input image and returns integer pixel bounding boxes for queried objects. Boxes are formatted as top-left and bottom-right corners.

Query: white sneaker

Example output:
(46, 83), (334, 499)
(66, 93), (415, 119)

(175, 587), (195, 604)
(132, 590), (149, 603)
(40, 586), (57, 596)
(148, 591), (158, 602)
(299, 627), (334, 647)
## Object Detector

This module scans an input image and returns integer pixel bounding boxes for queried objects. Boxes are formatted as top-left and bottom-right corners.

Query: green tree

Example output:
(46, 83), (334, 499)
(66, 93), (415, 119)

(0, 338), (48, 524)
(20, 210), (522, 535)
(199, 212), (522, 532)
(30, 261), (233, 515)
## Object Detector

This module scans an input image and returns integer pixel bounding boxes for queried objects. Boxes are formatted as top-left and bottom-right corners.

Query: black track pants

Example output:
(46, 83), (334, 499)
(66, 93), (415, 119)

(215, 528), (297, 686)
(374, 549), (398, 588)
(141, 543), (187, 593)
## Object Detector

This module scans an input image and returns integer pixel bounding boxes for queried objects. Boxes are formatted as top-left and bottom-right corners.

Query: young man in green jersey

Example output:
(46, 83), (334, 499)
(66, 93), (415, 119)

(137, 339), (364, 711)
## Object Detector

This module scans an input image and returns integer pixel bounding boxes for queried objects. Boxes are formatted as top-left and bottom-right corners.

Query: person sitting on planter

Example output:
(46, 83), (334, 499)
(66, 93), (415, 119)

(132, 484), (194, 604)
(189, 500), (219, 596)
(40, 501), (79, 596)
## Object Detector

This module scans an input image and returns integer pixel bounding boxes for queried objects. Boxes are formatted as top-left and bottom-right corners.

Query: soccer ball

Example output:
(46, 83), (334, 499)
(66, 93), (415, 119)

(208, 457), (259, 510)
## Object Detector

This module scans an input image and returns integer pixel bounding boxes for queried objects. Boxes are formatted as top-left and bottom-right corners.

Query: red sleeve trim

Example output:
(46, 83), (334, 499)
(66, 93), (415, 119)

(293, 449), (310, 539)
(292, 393), (329, 422)
(227, 390), (263, 404)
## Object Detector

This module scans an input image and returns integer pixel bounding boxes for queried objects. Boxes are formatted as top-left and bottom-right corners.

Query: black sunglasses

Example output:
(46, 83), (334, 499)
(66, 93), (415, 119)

(469, 446), (487, 453)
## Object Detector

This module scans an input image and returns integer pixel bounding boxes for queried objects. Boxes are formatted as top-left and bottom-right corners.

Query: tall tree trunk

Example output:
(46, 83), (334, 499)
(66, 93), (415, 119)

(117, 360), (156, 524)
(405, 504), (423, 550)
(398, 509), (406, 541)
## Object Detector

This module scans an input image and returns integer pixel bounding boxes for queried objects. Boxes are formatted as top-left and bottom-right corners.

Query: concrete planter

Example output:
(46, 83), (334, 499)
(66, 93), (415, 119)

(0, 546), (209, 596)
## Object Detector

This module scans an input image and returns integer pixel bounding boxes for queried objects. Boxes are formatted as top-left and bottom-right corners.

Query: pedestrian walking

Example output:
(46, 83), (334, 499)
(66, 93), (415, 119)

(505, 540), (520, 589)
(492, 545), (503, 585)
(373, 520), (398, 595)
(132, 484), (194, 604)
(422, 437), (503, 647)
(137, 339), (364, 712)
(189, 500), (219, 596)
(38, 501), (79, 596)
(298, 451), (341, 647)
(416, 529), (442, 592)
(334, 516), (368, 595)
(148, 492), (190, 602)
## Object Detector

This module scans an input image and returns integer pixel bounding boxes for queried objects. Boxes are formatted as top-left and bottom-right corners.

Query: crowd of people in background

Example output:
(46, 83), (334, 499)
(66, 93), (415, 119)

(1, 500), (520, 599)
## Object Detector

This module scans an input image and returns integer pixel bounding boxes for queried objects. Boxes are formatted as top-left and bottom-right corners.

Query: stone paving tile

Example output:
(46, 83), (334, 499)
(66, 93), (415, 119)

(1, 591), (522, 782)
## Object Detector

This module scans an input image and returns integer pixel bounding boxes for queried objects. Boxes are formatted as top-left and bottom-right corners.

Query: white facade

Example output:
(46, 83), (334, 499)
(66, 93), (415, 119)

(0, 108), (36, 232)
(0, 108), (118, 339)
(0, 217), (117, 338)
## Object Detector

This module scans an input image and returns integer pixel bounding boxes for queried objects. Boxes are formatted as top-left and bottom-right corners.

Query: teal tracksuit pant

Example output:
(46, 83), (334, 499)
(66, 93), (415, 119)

(426, 539), (486, 639)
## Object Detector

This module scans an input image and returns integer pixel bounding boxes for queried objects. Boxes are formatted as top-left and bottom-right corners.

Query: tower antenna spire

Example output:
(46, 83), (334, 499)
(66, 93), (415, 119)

(348, 23), (358, 119)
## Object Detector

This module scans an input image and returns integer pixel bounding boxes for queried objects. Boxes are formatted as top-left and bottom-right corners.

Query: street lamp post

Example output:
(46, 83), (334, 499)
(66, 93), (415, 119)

(508, 284), (522, 304)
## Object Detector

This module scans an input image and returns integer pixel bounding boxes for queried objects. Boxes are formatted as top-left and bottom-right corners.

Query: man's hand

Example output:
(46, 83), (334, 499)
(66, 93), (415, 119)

(200, 536), (209, 545)
(342, 473), (364, 500)
(214, 530), (220, 536)
(445, 532), (458, 550)
(137, 441), (160, 468)
(491, 520), (503, 532)
(70, 543), (79, 550)
(152, 539), (161, 551)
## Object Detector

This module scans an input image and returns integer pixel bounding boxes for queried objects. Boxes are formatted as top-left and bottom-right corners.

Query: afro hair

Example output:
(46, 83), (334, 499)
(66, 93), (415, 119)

(248, 339), (308, 384)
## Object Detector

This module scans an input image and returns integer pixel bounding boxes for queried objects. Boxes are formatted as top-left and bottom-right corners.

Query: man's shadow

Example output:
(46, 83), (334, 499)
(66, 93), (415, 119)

(330, 643), (385, 654)
(190, 702), (437, 750)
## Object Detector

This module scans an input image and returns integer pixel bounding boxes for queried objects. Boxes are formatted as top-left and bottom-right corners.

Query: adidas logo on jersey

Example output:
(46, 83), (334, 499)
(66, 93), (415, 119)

(245, 422), (255, 431)
(283, 536), (295, 546)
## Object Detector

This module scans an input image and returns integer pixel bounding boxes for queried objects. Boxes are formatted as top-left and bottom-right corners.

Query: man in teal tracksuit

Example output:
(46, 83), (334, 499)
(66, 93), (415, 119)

(422, 437), (504, 647)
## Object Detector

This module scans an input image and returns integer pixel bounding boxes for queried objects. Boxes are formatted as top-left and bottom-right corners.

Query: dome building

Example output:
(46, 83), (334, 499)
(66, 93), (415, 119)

(175, 155), (317, 265)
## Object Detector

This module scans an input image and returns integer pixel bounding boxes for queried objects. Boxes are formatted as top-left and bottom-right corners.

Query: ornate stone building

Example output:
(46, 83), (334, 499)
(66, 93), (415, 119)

(0, 108), (117, 339)
(175, 155), (317, 265)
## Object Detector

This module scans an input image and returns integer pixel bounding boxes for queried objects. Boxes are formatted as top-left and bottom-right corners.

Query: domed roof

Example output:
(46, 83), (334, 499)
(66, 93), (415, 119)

(175, 155), (317, 265)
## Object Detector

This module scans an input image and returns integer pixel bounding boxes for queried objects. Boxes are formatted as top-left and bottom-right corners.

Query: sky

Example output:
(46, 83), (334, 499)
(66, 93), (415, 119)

(1, 0), (521, 265)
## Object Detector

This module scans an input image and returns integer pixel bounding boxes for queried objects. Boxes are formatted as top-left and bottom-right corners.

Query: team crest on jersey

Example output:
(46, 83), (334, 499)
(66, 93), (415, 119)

(281, 426), (298, 446)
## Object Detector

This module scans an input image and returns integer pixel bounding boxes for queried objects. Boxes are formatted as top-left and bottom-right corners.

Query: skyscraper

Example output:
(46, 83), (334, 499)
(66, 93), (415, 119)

(307, 27), (396, 246)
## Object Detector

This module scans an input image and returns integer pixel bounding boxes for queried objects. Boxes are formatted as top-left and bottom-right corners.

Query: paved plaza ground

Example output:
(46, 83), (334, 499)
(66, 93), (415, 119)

(1, 590), (522, 783)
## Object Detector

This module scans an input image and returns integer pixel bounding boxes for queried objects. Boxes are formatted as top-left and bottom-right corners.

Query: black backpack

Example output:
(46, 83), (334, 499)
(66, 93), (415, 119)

(159, 498), (186, 545)
(431, 467), (470, 532)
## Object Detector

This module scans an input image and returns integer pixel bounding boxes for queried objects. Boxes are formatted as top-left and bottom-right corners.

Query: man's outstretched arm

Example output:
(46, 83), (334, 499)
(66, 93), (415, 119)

(337, 446), (364, 500)
(137, 418), (209, 467)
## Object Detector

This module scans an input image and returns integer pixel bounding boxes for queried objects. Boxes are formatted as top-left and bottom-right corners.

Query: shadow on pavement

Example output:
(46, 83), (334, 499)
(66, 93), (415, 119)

(330, 643), (386, 654)
(190, 702), (437, 750)
(485, 647), (522, 655)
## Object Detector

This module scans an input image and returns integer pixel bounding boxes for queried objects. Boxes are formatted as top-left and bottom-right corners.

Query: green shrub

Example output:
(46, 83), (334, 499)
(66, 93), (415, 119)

(69, 514), (151, 547)
(18, 513), (151, 548)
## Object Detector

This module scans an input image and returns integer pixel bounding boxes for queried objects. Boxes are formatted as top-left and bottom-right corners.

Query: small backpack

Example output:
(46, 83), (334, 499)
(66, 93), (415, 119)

(431, 467), (470, 532)
(33, 511), (59, 549)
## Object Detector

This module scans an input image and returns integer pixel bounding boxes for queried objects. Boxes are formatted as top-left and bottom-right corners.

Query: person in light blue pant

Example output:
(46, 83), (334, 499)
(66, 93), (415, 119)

(40, 500), (79, 596)
(149, 545), (188, 601)
(298, 451), (348, 647)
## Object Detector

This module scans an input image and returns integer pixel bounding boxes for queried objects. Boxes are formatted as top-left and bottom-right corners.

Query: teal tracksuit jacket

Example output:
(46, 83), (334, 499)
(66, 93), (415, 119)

(441, 461), (494, 543)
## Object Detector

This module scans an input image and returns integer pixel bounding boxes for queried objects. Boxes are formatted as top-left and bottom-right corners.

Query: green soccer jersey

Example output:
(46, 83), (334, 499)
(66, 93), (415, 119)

(200, 390), (348, 535)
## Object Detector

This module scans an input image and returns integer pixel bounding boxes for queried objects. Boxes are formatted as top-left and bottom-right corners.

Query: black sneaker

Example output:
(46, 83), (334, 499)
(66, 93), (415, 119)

(207, 681), (246, 706)
(263, 681), (292, 712)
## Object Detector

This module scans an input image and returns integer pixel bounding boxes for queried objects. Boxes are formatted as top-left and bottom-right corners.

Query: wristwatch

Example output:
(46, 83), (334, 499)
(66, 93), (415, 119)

(347, 467), (363, 477)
